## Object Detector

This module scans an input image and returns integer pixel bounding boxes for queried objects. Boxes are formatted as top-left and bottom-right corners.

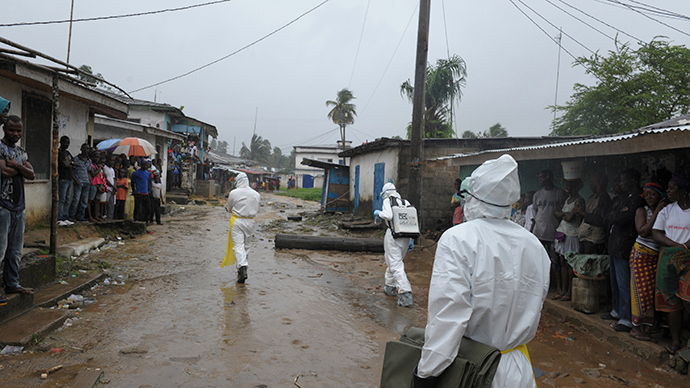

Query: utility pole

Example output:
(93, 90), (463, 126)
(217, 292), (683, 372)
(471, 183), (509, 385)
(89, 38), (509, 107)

(409, 0), (430, 219)
(554, 28), (562, 122)
(66, 0), (75, 63)
(253, 107), (258, 135)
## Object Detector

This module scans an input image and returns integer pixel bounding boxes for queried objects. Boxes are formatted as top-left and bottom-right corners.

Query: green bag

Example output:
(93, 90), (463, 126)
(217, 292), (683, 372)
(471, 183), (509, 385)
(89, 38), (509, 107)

(380, 327), (501, 388)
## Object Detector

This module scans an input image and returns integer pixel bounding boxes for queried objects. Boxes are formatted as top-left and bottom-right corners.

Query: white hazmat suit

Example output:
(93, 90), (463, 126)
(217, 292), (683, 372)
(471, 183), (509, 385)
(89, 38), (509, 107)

(377, 182), (413, 299)
(416, 155), (550, 388)
(224, 172), (261, 270)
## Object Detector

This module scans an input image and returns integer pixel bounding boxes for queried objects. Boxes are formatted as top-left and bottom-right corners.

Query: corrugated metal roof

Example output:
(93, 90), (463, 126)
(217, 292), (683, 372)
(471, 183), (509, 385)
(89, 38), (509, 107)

(437, 125), (690, 161)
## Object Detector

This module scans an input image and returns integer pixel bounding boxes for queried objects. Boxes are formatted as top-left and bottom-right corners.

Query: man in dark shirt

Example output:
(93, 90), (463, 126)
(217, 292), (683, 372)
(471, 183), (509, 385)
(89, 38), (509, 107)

(602, 169), (645, 332)
(57, 136), (76, 225)
(0, 116), (36, 304)
(68, 143), (92, 222)
(131, 160), (152, 223)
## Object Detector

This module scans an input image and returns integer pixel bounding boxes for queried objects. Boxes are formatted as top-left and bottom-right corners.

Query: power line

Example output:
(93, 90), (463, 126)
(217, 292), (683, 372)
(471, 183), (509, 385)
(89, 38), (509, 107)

(555, 0), (643, 43)
(128, 0), (332, 94)
(349, 0), (371, 88)
(507, 0), (586, 67)
(515, 0), (596, 54)
(602, 0), (690, 38)
(277, 127), (339, 149)
(0, 0), (232, 27)
(624, 0), (690, 21)
(360, 2), (419, 114)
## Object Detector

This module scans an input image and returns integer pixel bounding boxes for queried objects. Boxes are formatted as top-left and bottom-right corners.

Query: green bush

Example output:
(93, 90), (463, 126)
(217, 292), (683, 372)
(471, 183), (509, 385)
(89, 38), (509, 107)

(274, 188), (321, 202)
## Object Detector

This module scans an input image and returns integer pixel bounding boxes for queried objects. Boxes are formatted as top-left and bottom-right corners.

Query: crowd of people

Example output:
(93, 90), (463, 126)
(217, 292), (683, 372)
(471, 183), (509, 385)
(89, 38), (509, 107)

(58, 136), (164, 226)
(501, 166), (690, 354)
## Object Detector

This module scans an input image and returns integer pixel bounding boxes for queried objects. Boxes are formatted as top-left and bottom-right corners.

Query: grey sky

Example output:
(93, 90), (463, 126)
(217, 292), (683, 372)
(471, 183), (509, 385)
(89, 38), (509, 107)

(3, 0), (689, 154)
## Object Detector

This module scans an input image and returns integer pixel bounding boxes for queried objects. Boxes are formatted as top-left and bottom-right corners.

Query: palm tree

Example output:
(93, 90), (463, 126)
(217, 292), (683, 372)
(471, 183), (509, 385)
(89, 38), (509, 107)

(326, 88), (357, 148)
(400, 55), (467, 138)
(461, 130), (477, 139)
(239, 134), (271, 164)
(484, 123), (508, 138)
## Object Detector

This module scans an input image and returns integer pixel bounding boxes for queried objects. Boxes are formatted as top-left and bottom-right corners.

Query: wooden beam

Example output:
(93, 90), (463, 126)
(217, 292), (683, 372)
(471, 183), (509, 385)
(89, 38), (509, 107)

(275, 234), (383, 253)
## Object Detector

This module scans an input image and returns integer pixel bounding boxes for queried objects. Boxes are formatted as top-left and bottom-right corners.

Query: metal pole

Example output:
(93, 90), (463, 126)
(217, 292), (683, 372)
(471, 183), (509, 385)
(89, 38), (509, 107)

(66, 0), (75, 63)
(554, 28), (562, 122)
(408, 0), (430, 218)
(50, 74), (60, 254)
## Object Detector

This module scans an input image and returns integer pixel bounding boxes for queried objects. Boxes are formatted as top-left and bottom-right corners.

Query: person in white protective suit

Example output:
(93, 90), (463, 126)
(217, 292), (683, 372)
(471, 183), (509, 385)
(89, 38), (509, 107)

(223, 172), (261, 283)
(413, 154), (550, 388)
(373, 182), (414, 308)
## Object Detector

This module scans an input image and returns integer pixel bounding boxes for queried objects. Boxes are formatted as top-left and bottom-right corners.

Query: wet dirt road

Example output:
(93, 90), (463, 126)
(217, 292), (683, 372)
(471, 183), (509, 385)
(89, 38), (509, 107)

(3, 194), (425, 387)
(2, 193), (687, 387)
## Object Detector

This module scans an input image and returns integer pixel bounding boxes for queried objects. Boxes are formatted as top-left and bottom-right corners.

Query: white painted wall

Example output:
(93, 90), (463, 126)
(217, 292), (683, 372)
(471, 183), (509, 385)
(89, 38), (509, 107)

(349, 147), (399, 202)
(0, 77), (93, 225)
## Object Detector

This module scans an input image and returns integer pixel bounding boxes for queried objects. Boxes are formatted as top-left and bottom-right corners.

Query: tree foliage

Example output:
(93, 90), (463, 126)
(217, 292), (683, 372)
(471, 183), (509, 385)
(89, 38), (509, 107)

(401, 55), (467, 139)
(238, 134), (292, 172)
(550, 39), (690, 136)
(461, 123), (508, 138)
(326, 88), (357, 146)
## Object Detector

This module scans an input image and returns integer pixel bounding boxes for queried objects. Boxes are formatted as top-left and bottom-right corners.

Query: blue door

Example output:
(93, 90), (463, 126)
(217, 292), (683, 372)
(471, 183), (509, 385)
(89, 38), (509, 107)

(373, 163), (385, 211)
(303, 174), (314, 188)
(354, 165), (360, 214)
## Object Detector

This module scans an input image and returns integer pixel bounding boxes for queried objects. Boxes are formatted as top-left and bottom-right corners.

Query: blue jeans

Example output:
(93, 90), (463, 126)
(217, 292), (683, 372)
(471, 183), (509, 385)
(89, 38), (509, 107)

(610, 253), (632, 327)
(58, 179), (72, 221)
(69, 182), (90, 220)
(0, 207), (25, 290)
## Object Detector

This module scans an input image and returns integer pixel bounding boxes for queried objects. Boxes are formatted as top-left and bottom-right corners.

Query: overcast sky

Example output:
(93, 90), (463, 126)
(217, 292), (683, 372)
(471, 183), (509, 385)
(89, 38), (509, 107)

(3, 0), (689, 154)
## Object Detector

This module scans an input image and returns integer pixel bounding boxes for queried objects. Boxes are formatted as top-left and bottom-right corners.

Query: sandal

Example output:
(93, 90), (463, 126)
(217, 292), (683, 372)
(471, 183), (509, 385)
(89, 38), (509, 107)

(0, 294), (7, 306)
(560, 296), (572, 302)
(629, 332), (657, 343)
(551, 294), (563, 300)
(5, 286), (34, 295)
(665, 345), (682, 355)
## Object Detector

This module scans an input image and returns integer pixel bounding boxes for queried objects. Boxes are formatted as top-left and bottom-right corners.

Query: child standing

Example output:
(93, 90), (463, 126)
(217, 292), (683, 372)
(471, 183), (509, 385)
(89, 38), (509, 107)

(115, 168), (129, 220)
(150, 171), (164, 225)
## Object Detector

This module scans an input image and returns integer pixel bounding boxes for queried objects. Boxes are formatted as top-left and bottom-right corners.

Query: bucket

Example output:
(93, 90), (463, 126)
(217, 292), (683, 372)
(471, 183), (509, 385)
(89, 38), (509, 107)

(561, 160), (583, 180)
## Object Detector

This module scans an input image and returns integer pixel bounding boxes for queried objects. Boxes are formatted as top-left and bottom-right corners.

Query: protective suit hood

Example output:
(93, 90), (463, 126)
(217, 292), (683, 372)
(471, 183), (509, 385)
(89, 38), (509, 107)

(463, 154), (520, 221)
(235, 172), (249, 188)
(380, 182), (397, 199)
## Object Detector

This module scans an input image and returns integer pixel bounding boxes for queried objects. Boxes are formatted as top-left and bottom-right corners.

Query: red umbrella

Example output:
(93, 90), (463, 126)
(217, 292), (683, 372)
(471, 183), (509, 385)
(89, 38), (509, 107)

(110, 137), (157, 157)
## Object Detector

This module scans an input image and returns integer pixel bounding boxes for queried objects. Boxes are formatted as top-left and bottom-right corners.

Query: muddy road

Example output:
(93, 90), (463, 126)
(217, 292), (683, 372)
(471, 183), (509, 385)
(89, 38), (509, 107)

(1, 193), (686, 387)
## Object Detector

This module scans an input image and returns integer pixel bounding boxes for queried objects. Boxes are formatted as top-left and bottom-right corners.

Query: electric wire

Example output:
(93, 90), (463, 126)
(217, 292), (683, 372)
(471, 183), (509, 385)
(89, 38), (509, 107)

(0, 0), (232, 27)
(624, 0), (690, 21)
(602, 0), (690, 38)
(543, 0), (619, 43)
(441, 0), (457, 138)
(507, 0), (588, 70)
(360, 2), (418, 114)
(515, 0), (596, 54)
(128, 0), (332, 94)
(276, 127), (339, 149)
(349, 0), (371, 88)
(556, 0), (643, 43)
(597, 0), (690, 21)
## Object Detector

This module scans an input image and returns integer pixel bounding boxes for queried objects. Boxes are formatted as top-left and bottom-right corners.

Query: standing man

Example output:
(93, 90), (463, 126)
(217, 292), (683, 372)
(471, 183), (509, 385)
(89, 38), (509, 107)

(0, 116), (36, 304)
(531, 170), (567, 295)
(374, 182), (414, 308)
(222, 172), (260, 283)
(602, 169), (644, 333)
(413, 155), (550, 388)
(69, 143), (92, 222)
(131, 160), (151, 223)
(57, 136), (75, 225)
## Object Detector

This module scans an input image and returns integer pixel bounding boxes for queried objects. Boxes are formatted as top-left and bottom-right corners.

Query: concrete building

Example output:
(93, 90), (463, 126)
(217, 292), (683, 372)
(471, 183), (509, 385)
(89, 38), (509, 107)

(293, 141), (350, 189)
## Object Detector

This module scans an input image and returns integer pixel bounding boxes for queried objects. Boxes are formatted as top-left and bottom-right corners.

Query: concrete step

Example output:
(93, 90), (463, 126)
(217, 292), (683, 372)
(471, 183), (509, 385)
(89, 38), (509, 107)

(0, 272), (105, 347)
(0, 307), (70, 346)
